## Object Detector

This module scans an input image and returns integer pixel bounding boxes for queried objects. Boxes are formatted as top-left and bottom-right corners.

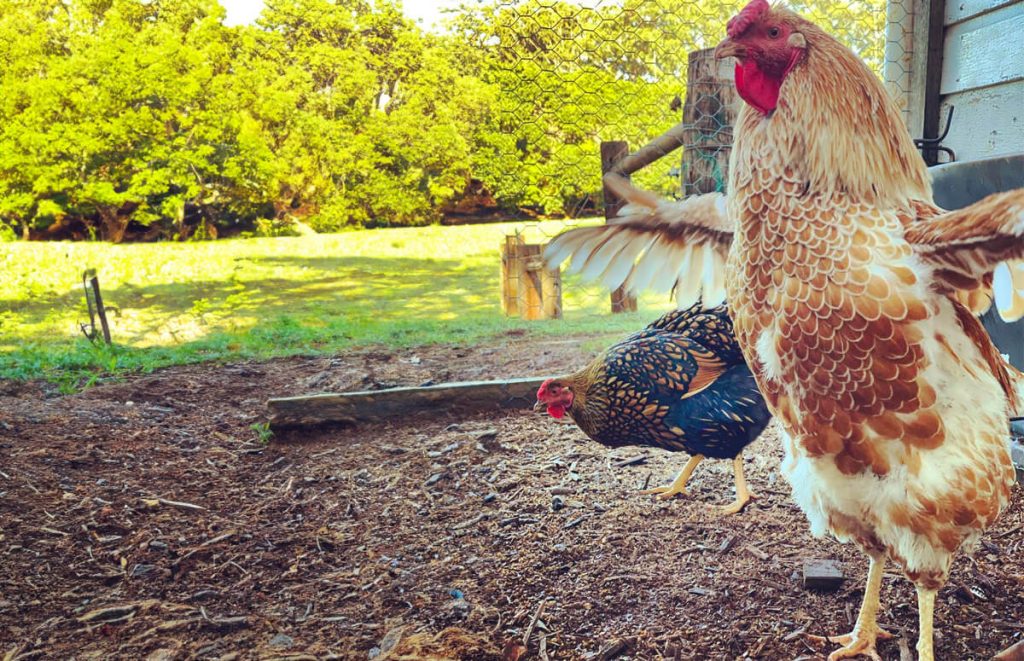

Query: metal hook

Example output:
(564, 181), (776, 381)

(914, 106), (956, 164)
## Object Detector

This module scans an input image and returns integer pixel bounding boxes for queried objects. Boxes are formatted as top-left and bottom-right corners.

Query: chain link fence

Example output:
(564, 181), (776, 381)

(471, 0), (906, 324)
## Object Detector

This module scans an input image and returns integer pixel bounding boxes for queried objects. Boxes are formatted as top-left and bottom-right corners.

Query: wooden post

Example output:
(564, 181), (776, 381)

(501, 235), (562, 320)
(541, 263), (562, 320)
(517, 243), (544, 320)
(500, 234), (524, 316)
(681, 48), (738, 197)
(601, 140), (637, 313)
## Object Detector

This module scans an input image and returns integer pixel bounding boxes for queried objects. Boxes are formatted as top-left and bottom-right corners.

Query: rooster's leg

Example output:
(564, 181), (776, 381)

(915, 586), (936, 661)
(719, 454), (757, 514)
(806, 554), (894, 661)
(639, 454), (703, 500)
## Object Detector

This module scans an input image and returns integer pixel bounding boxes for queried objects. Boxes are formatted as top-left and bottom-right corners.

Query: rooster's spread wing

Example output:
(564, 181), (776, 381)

(904, 190), (1024, 320)
(548, 178), (1024, 321)
(543, 174), (732, 307)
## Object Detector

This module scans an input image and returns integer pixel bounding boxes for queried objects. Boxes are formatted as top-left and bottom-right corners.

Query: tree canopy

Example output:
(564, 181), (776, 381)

(0, 0), (886, 241)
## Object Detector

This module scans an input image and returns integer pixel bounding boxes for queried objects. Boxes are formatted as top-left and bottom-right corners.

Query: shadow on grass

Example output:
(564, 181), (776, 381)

(1, 252), (652, 383)
(2, 254), (498, 333)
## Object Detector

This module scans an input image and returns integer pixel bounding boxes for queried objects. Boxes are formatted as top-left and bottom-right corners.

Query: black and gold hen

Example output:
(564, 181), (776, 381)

(535, 302), (771, 513)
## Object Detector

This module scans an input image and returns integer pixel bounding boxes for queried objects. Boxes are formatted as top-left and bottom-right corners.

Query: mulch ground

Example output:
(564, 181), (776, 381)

(1, 334), (1022, 660)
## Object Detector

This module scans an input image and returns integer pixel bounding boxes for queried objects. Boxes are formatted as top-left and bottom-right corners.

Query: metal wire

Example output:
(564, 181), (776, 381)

(479, 0), (901, 319)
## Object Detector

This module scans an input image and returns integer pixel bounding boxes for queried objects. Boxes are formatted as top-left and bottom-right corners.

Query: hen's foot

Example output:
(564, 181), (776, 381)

(639, 484), (688, 500)
(717, 490), (756, 515)
(716, 455), (756, 514)
(639, 454), (703, 501)
(805, 627), (894, 661)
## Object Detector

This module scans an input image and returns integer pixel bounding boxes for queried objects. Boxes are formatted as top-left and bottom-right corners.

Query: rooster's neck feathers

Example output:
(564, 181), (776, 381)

(734, 10), (931, 208)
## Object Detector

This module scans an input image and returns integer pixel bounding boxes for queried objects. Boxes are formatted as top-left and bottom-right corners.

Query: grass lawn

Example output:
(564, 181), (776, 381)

(1, 220), (677, 389)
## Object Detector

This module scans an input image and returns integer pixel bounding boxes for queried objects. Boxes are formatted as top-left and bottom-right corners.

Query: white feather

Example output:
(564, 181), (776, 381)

(629, 239), (667, 293)
(994, 261), (1013, 315)
(702, 246), (727, 306)
(566, 231), (609, 275)
(601, 233), (655, 292)
(674, 245), (705, 308)
(543, 234), (577, 268)
(578, 231), (631, 283)
(653, 242), (688, 295)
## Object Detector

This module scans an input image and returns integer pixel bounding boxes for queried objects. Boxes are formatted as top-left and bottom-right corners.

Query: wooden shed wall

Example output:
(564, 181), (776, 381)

(938, 0), (1024, 161)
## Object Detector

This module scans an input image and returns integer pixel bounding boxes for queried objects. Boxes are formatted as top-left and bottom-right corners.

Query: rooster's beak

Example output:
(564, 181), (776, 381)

(533, 400), (547, 413)
(714, 38), (745, 61)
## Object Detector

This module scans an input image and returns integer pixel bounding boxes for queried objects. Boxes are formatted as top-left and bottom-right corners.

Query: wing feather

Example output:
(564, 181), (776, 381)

(906, 188), (1024, 320)
(542, 175), (733, 306)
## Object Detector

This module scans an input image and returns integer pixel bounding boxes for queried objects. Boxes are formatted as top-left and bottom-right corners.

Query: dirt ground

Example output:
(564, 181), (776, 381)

(2, 333), (1023, 660)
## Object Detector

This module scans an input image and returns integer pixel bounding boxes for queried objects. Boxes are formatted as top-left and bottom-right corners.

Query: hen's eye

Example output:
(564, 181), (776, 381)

(767, 26), (781, 38)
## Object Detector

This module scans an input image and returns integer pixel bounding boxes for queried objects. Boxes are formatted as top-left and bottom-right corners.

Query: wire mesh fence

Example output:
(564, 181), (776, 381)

(466, 0), (906, 323)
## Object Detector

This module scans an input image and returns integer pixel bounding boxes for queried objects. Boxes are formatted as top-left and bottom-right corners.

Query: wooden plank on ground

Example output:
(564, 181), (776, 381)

(267, 376), (554, 429)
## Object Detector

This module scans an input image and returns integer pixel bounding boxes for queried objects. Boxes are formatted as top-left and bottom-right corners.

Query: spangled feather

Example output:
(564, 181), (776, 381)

(683, 352), (729, 398)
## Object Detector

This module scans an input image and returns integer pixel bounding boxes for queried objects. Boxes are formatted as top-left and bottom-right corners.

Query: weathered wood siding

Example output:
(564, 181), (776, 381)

(939, 0), (1024, 161)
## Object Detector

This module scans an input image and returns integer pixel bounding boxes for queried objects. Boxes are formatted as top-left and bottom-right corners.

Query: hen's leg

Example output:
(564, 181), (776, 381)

(916, 586), (936, 661)
(719, 454), (757, 514)
(640, 454), (703, 500)
(807, 554), (893, 661)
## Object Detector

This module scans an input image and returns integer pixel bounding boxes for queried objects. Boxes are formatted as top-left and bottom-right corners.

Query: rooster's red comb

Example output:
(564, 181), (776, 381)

(727, 0), (770, 38)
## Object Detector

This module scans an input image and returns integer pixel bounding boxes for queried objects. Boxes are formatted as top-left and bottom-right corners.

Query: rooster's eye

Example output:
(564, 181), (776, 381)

(767, 26), (781, 38)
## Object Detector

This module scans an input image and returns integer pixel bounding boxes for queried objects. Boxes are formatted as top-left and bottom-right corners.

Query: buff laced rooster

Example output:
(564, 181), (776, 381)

(534, 302), (771, 513)
(544, 1), (1024, 658)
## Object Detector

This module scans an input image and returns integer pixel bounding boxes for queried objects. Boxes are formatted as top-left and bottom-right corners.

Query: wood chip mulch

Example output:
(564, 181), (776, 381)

(1, 337), (1022, 660)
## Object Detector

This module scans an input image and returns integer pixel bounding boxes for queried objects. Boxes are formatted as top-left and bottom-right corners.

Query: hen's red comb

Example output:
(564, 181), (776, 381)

(727, 0), (770, 38)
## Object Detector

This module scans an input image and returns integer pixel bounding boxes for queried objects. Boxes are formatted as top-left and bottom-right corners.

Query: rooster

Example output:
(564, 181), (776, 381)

(534, 302), (771, 514)
(543, 1), (1024, 658)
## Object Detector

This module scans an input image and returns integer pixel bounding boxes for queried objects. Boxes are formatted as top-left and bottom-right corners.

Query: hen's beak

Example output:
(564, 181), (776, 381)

(714, 38), (745, 60)
(533, 400), (547, 413)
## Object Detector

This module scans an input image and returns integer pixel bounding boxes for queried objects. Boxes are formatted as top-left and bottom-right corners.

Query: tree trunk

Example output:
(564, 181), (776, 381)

(96, 201), (139, 243)
(97, 207), (129, 243)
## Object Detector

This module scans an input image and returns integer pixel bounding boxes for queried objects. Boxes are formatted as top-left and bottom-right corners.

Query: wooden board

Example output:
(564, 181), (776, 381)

(940, 4), (1024, 95)
(501, 235), (523, 316)
(944, 0), (1019, 26)
(939, 81), (1024, 162)
(267, 376), (554, 429)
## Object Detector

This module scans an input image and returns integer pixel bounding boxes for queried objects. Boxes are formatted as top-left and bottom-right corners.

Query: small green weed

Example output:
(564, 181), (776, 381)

(251, 422), (274, 445)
